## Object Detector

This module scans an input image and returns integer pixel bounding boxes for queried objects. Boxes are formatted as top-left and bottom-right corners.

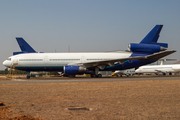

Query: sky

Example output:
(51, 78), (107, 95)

(0, 0), (180, 70)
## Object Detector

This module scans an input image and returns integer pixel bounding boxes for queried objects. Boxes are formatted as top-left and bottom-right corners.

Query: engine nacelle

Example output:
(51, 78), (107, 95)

(64, 65), (86, 75)
(128, 43), (166, 53)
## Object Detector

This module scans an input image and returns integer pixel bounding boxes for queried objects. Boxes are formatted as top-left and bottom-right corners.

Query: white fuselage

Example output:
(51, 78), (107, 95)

(135, 64), (180, 73)
(3, 52), (131, 68)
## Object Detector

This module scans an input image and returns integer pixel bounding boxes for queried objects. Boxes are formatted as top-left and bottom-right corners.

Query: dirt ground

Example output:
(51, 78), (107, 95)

(1, 76), (180, 120)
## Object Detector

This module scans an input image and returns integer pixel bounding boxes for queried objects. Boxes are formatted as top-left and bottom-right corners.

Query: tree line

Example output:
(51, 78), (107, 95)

(0, 68), (26, 74)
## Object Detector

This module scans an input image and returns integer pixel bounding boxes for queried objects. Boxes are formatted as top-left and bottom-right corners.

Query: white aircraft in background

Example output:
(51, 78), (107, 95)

(112, 69), (135, 77)
(3, 25), (176, 78)
(135, 59), (180, 75)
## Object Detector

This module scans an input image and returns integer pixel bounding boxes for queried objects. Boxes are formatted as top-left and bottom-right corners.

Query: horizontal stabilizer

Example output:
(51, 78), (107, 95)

(13, 51), (28, 55)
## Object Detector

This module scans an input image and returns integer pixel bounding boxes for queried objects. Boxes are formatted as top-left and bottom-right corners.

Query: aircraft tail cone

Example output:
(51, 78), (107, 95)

(160, 47), (167, 51)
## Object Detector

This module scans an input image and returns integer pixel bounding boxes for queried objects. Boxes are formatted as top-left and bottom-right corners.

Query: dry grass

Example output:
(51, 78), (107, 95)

(1, 78), (180, 120)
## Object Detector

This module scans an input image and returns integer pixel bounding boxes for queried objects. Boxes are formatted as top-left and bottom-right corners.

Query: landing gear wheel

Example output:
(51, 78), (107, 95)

(169, 72), (172, 75)
(69, 75), (76, 78)
(27, 75), (30, 79)
(91, 74), (96, 78)
(97, 74), (102, 78)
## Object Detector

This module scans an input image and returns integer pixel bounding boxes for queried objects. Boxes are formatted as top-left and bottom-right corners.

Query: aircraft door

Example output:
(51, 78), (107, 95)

(13, 57), (19, 66)
(44, 56), (49, 64)
(81, 56), (86, 63)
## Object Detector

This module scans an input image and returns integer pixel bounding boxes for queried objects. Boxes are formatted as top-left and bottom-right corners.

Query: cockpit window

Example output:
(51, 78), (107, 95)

(7, 58), (11, 61)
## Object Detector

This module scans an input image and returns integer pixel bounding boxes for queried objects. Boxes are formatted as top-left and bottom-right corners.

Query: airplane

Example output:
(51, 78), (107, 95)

(135, 59), (179, 75)
(135, 64), (180, 75)
(3, 25), (176, 79)
(112, 69), (135, 77)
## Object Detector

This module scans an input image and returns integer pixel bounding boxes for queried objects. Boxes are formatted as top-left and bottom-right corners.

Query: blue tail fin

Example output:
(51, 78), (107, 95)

(140, 25), (168, 48)
(13, 37), (36, 55)
(16, 37), (36, 52)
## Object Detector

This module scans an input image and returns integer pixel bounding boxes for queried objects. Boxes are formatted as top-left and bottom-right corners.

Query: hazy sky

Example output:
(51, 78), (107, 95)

(0, 0), (180, 70)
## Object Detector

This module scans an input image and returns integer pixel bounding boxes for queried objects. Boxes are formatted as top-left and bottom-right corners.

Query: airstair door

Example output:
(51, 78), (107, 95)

(13, 57), (19, 66)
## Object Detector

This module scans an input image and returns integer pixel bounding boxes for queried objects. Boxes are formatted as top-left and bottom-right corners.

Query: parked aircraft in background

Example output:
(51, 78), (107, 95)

(135, 59), (179, 75)
(157, 59), (177, 65)
(112, 59), (176, 77)
(135, 64), (180, 75)
(3, 25), (176, 78)
(112, 69), (135, 77)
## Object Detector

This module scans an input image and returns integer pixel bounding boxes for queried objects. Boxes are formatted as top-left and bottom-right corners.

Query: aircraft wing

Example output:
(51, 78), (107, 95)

(141, 50), (176, 60)
(154, 69), (173, 73)
(154, 69), (165, 73)
(69, 50), (176, 69)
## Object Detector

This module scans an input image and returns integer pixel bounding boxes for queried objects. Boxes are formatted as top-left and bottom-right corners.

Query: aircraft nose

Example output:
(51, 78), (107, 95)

(3, 60), (10, 67)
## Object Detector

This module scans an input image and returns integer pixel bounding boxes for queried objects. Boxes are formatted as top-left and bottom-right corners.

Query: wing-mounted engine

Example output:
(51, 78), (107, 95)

(63, 65), (87, 75)
(128, 43), (167, 53)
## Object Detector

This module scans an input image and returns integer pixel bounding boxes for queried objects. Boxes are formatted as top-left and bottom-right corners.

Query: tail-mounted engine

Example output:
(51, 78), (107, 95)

(128, 43), (167, 53)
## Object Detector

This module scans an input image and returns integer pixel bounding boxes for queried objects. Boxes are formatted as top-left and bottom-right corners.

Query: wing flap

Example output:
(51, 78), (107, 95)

(155, 69), (164, 72)
(143, 50), (176, 60)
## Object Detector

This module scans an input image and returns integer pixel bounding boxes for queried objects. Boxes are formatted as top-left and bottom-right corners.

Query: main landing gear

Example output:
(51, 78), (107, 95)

(90, 74), (102, 78)
(90, 67), (102, 78)
(26, 73), (36, 79)
(27, 74), (30, 79)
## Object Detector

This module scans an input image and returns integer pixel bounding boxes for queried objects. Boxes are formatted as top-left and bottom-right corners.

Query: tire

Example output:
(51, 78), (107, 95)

(27, 75), (30, 79)
(69, 75), (75, 78)
(97, 74), (102, 78)
(91, 74), (96, 78)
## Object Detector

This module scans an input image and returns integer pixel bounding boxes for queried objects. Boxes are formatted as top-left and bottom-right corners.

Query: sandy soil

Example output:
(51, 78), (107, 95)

(0, 105), (44, 120)
(1, 76), (180, 120)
